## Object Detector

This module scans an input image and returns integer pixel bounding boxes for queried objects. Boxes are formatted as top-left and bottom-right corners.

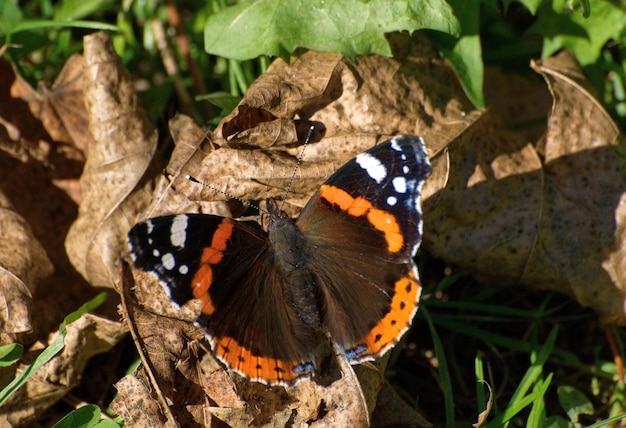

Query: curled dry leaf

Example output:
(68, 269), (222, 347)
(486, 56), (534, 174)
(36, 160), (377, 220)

(0, 313), (126, 425)
(9, 54), (94, 157)
(0, 190), (53, 336)
(138, 114), (235, 220)
(65, 31), (158, 289)
(424, 51), (626, 323)
(473, 381), (493, 428)
(185, 32), (479, 212)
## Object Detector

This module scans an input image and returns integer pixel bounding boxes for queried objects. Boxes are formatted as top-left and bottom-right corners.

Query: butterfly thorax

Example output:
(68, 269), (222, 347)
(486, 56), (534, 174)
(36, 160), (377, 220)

(266, 198), (321, 329)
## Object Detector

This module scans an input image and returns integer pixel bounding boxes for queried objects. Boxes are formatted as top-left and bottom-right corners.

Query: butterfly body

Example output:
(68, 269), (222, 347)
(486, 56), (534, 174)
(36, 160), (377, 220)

(128, 136), (431, 385)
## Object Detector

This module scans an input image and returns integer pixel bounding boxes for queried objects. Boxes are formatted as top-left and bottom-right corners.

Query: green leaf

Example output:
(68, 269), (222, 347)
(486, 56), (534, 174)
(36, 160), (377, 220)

(421, 307), (455, 425)
(93, 420), (123, 428)
(0, 343), (23, 367)
(60, 291), (108, 333)
(0, 0), (23, 21)
(0, 19), (118, 38)
(0, 292), (107, 406)
(528, 0), (626, 65)
(543, 416), (572, 428)
(204, 0), (460, 61)
(54, 0), (116, 21)
(557, 385), (594, 423)
(486, 327), (558, 427)
(52, 404), (101, 428)
(425, 0), (484, 107)
(0, 331), (66, 406)
(197, 91), (242, 112)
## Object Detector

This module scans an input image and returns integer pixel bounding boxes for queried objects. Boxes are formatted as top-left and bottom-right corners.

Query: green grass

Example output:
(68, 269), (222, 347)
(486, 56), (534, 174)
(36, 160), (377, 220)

(392, 269), (626, 426)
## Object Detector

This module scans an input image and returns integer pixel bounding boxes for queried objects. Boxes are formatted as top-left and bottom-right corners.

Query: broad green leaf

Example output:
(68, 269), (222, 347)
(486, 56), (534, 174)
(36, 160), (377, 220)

(557, 386), (594, 423)
(204, 0), (460, 61)
(52, 404), (101, 428)
(528, 0), (626, 65)
(0, 344), (23, 367)
(504, 0), (590, 16)
(426, 0), (484, 107)
(93, 420), (122, 428)
(197, 91), (241, 112)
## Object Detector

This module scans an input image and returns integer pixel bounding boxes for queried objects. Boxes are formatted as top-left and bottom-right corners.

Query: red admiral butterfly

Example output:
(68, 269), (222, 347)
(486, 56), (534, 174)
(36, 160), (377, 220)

(127, 136), (431, 385)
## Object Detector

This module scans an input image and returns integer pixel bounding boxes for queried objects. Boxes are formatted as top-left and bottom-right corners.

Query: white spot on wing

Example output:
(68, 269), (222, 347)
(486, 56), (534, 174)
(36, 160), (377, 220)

(161, 253), (175, 270)
(392, 176), (407, 193)
(387, 196), (397, 206)
(170, 215), (188, 248)
(390, 137), (402, 151)
(152, 249), (160, 257)
(179, 265), (189, 275)
(356, 153), (387, 184)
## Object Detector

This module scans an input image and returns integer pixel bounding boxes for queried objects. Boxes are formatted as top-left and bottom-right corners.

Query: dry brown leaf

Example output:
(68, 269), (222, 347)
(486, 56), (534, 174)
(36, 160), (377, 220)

(370, 381), (432, 428)
(65, 31), (158, 289)
(528, 53), (626, 323)
(483, 65), (552, 143)
(0, 59), (51, 163)
(0, 190), (53, 336)
(111, 375), (172, 427)
(180, 32), (480, 214)
(424, 51), (626, 323)
(0, 313), (126, 425)
(10, 54), (94, 154)
(138, 114), (234, 220)
(139, 31), (480, 220)
(423, 114), (543, 284)
(473, 380), (493, 428)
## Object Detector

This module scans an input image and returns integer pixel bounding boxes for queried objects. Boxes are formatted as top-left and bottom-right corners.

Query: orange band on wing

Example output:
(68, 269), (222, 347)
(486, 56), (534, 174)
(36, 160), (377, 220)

(320, 184), (403, 253)
(210, 335), (314, 385)
(358, 269), (421, 357)
(191, 220), (235, 315)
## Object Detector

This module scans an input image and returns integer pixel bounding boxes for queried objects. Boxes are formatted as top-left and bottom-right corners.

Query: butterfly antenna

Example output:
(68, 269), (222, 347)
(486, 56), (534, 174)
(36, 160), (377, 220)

(185, 175), (264, 213)
(280, 125), (314, 210)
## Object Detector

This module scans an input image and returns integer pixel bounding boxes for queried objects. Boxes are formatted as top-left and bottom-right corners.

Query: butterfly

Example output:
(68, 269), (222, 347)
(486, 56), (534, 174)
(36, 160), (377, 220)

(127, 135), (431, 385)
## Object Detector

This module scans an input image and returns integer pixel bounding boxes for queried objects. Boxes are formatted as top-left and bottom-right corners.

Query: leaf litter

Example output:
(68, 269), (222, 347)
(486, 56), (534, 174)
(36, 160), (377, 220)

(0, 27), (624, 426)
